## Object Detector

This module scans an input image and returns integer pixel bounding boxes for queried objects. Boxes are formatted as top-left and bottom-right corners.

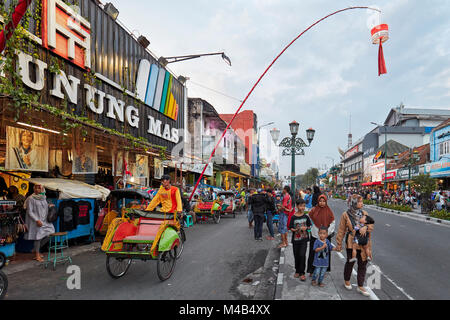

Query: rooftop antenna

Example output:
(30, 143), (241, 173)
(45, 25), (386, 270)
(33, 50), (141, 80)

(348, 113), (353, 148)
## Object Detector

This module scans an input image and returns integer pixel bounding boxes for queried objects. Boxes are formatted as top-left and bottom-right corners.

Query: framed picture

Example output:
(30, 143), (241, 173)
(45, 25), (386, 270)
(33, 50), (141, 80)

(135, 155), (148, 178)
(6, 126), (49, 172)
(154, 158), (163, 179)
(72, 141), (98, 174)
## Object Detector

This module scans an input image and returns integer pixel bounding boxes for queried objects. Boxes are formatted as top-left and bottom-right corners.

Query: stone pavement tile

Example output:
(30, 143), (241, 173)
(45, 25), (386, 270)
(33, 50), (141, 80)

(278, 240), (374, 300)
(280, 243), (341, 300)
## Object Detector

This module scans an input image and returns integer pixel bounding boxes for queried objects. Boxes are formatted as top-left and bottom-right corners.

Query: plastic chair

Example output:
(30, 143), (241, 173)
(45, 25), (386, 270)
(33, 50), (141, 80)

(184, 215), (194, 228)
(45, 232), (72, 270)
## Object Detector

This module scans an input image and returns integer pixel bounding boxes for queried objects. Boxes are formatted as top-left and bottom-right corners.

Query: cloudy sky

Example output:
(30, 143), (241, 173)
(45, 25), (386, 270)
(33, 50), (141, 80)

(109, 0), (450, 177)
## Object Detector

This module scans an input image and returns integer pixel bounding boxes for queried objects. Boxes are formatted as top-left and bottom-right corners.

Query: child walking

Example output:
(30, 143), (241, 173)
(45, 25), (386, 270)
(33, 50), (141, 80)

(312, 226), (337, 287)
(288, 198), (312, 281)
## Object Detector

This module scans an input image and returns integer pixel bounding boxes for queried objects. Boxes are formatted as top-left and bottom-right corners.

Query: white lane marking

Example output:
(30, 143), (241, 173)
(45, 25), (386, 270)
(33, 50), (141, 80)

(277, 273), (284, 285)
(371, 264), (414, 300)
(335, 253), (414, 300)
(279, 256), (285, 265)
(386, 224), (391, 227)
(350, 267), (379, 300)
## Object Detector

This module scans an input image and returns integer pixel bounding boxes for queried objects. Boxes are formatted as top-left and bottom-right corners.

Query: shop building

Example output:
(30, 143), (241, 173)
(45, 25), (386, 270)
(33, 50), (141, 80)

(426, 119), (450, 189)
(186, 98), (248, 190)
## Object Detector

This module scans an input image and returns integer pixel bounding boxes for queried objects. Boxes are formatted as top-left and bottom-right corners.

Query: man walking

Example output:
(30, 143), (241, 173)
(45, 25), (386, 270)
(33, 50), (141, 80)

(265, 188), (276, 240)
(247, 188), (256, 228)
(248, 188), (270, 241)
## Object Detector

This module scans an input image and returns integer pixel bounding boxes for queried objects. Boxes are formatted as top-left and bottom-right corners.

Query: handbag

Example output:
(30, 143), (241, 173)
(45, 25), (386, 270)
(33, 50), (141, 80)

(47, 204), (58, 223)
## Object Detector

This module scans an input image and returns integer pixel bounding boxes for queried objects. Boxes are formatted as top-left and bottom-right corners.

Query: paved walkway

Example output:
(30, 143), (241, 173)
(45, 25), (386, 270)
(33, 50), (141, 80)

(276, 242), (377, 300)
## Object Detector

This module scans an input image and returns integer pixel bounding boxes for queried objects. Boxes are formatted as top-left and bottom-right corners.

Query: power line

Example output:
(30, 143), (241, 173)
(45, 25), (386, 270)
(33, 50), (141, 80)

(188, 79), (243, 103)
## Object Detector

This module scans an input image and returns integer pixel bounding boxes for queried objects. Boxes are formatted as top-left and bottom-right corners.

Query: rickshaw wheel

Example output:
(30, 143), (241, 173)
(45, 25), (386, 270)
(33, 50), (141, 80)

(176, 228), (185, 259)
(213, 211), (221, 224)
(157, 247), (177, 281)
(0, 253), (6, 269)
(0, 270), (8, 299)
(106, 255), (132, 279)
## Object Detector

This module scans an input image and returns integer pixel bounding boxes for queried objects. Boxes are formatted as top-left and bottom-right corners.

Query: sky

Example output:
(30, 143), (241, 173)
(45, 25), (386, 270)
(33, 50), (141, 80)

(109, 0), (450, 177)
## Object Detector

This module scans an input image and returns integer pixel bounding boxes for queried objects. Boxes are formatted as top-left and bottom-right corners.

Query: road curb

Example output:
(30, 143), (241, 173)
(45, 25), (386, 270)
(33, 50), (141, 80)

(4, 242), (101, 276)
(253, 240), (281, 300)
(274, 246), (286, 300)
(333, 199), (450, 226)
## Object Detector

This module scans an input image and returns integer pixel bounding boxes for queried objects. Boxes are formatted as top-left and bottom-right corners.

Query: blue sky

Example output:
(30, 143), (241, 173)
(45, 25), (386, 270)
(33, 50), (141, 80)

(110, 0), (450, 177)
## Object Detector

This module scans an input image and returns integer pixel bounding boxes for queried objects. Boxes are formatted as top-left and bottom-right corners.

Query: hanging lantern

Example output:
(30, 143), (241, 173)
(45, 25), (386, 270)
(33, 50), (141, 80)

(371, 23), (388, 76)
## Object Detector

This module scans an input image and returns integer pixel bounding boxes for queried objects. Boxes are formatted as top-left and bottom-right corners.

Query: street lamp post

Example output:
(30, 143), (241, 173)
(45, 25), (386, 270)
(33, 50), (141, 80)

(274, 121), (315, 193)
(158, 52), (232, 66)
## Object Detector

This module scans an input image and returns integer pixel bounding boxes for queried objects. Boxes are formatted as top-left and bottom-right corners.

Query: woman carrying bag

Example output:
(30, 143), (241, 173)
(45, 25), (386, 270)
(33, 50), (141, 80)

(24, 184), (55, 262)
(307, 194), (335, 275)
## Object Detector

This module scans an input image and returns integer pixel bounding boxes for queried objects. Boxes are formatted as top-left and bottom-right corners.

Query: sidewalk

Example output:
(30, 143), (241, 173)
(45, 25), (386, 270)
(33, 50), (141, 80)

(275, 242), (377, 300)
(3, 241), (101, 276)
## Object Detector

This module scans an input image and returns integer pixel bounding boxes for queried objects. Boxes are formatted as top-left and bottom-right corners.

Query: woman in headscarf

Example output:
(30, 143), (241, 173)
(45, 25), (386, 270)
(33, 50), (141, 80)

(336, 194), (374, 297)
(307, 194), (335, 275)
(25, 184), (55, 262)
(311, 186), (321, 207)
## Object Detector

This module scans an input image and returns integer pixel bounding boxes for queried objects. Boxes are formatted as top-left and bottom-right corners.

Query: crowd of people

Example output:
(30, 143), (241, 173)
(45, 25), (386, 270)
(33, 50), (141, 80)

(241, 185), (375, 296)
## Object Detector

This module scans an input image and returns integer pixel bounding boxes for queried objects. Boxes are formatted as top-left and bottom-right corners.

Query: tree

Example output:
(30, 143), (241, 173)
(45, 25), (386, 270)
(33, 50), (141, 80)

(411, 174), (437, 214)
(303, 168), (319, 187)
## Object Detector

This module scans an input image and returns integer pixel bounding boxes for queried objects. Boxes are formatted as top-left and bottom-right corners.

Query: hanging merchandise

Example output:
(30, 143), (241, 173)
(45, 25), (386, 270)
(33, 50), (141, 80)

(371, 23), (389, 76)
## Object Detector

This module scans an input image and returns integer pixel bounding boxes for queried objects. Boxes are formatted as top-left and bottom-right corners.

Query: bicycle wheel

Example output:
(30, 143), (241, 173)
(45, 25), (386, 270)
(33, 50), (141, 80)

(106, 256), (132, 279)
(0, 271), (7, 299)
(176, 228), (185, 259)
(157, 247), (177, 281)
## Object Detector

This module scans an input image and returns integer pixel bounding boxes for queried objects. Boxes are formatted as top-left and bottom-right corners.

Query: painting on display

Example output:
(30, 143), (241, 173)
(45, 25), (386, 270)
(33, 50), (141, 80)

(6, 126), (49, 172)
(72, 140), (98, 174)
(135, 155), (148, 178)
(154, 158), (163, 179)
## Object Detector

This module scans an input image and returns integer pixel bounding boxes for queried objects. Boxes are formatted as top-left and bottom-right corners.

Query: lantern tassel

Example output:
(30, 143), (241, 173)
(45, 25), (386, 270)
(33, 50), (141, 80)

(378, 41), (387, 76)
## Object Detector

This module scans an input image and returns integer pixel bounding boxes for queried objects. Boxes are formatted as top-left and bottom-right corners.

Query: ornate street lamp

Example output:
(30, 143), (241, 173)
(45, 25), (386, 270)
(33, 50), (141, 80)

(278, 121), (315, 193)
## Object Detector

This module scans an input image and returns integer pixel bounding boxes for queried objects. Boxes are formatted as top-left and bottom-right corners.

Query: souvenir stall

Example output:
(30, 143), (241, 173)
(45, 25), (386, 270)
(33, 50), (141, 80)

(0, 200), (24, 266)
(26, 178), (110, 242)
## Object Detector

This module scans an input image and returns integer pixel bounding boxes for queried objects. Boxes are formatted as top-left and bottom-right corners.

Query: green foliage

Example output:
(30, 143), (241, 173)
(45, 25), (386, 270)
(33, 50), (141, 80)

(430, 209), (450, 221)
(378, 202), (412, 212)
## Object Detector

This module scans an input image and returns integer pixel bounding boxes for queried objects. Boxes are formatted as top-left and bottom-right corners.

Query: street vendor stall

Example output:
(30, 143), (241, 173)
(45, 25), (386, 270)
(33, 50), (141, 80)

(26, 178), (110, 242)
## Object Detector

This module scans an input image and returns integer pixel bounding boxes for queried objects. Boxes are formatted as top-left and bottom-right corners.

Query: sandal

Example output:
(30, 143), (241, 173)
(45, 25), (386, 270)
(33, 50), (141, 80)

(300, 275), (306, 281)
(319, 283), (325, 287)
(34, 257), (44, 262)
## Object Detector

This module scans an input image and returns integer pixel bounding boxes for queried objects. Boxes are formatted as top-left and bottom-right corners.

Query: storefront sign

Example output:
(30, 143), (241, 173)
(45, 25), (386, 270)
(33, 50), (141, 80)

(345, 145), (360, 159)
(425, 161), (450, 178)
(397, 166), (419, 180)
(6, 0), (185, 148)
(382, 170), (397, 181)
(5, 126), (49, 172)
(240, 163), (251, 176)
(182, 163), (213, 177)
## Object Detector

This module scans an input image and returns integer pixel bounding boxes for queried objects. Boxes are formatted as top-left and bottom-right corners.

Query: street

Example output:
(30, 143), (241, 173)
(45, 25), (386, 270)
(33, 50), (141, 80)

(4, 212), (275, 300)
(328, 198), (450, 300)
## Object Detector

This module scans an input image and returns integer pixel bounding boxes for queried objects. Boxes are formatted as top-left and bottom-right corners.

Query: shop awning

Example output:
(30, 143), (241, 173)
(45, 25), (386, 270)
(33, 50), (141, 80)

(361, 181), (382, 186)
(221, 171), (246, 179)
(26, 178), (110, 201)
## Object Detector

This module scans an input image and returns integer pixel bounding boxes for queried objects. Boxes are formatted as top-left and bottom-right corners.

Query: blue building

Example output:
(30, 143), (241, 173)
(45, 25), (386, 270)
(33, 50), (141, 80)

(426, 119), (450, 189)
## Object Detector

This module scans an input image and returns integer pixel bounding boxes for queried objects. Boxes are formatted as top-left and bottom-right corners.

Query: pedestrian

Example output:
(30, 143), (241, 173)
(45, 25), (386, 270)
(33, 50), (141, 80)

(311, 226), (338, 287)
(24, 184), (55, 262)
(247, 188), (270, 241)
(335, 194), (374, 297)
(307, 194), (335, 274)
(304, 188), (313, 211)
(277, 186), (294, 248)
(247, 188), (256, 228)
(311, 186), (321, 207)
(265, 188), (276, 240)
(289, 198), (311, 281)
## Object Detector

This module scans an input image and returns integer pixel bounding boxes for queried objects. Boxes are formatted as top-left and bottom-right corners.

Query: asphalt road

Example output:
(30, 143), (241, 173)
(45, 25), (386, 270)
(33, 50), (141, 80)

(328, 198), (450, 300)
(4, 211), (275, 300)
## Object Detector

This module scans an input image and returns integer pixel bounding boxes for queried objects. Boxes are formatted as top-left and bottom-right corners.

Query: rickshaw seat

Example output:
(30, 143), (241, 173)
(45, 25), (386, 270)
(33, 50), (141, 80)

(123, 220), (160, 243)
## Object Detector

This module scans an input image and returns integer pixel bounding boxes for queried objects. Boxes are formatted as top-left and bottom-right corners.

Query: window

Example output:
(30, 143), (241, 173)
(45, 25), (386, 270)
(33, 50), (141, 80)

(439, 141), (450, 158)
